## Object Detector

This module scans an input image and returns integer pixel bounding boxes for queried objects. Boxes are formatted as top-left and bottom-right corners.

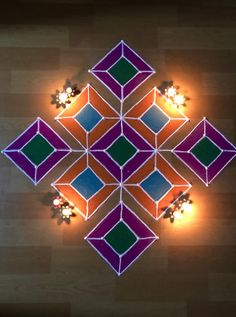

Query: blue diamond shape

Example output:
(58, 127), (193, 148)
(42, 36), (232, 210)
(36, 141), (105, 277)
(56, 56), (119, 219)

(71, 168), (104, 200)
(141, 105), (169, 133)
(141, 171), (171, 201)
(75, 104), (102, 132)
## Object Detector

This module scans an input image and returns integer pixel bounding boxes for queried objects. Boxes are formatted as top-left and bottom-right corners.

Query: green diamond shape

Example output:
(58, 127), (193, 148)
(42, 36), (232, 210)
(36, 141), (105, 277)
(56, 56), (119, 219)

(108, 57), (138, 86)
(107, 136), (137, 166)
(191, 137), (221, 167)
(105, 221), (137, 255)
(22, 134), (54, 166)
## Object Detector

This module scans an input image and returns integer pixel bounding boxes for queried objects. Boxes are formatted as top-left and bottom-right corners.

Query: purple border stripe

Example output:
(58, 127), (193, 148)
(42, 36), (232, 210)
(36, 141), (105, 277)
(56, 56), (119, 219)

(120, 238), (155, 274)
(91, 151), (121, 181)
(123, 43), (153, 71)
(206, 121), (236, 151)
(123, 205), (155, 238)
(87, 205), (121, 239)
(91, 122), (121, 150)
(123, 121), (152, 150)
(175, 152), (207, 183)
(174, 121), (204, 152)
(123, 152), (152, 181)
(92, 43), (122, 71)
(93, 71), (122, 100)
(89, 239), (120, 273)
(39, 119), (70, 150)
(208, 151), (236, 183)
(123, 72), (153, 100)
(36, 151), (69, 183)
(5, 121), (38, 151)
(5, 151), (35, 181)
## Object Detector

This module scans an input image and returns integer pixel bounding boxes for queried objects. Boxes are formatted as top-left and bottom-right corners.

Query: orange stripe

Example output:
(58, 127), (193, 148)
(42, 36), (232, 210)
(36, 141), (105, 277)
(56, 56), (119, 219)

(89, 86), (118, 117)
(56, 155), (87, 183)
(89, 154), (116, 183)
(126, 89), (154, 118)
(126, 186), (156, 218)
(59, 118), (86, 147)
(125, 156), (154, 184)
(88, 119), (119, 148)
(88, 185), (117, 218)
(157, 155), (189, 185)
(54, 184), (87, 217)
(157, 120), (185, 147)
(58, 86), (88, 118)
(155, 91), (185, 119)
(125, 119), (155, 148)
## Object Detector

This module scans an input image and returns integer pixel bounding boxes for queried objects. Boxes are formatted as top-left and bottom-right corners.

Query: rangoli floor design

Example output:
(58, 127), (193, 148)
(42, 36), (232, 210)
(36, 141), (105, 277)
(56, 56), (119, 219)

(2, 41), (236, 275)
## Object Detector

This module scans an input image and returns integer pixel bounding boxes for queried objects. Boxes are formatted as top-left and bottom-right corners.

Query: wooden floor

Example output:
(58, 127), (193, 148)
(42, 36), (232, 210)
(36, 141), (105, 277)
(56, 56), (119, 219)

(0, 1), (236, 316)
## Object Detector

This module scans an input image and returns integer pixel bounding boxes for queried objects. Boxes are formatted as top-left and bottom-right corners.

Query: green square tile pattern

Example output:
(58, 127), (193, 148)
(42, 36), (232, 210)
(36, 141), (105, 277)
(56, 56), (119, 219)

(107, 136), (137, 166)
(104, 221), (137, 255)
(22, 134), (54, 166)
(191, 137), (221, 166)
(108, 57), (138, 85)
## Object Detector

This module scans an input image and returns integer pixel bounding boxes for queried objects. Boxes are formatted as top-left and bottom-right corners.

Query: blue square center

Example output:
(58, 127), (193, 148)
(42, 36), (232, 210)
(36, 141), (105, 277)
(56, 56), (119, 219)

(141, 170), (171, 201)
(141, 105), (169, 133)
(75, 104), (102, 132)
(71, 168), (103, 200)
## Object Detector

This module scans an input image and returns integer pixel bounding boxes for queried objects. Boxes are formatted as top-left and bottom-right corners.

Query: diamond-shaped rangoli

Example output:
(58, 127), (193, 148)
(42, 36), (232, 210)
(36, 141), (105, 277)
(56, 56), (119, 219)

(4, 40), (235, 275)
(124, 153), (191, 219)
(52, 154), (118, 220)
(85, 203), (158, 275)
(173, 118), (236, 186)
(2, 117), (71, 184)
(90, 40), (155, 101)
(125, 87), (188, 148)
(90, 121), (153, 182)
(56, 84), (119, 149)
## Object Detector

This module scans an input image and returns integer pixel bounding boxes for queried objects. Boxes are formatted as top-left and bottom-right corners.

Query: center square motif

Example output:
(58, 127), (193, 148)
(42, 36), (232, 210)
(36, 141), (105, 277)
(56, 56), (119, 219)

(90, 120), (154, 182)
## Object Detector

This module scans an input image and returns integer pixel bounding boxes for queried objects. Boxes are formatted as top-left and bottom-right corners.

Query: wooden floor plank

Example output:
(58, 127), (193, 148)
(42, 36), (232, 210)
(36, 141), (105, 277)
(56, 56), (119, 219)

(158, 27), (236, 50)
(0, 247), (51, 274)
(168, 246), (236, 273)
(0, 303), (70, 317)
(187, 301), (236, 317)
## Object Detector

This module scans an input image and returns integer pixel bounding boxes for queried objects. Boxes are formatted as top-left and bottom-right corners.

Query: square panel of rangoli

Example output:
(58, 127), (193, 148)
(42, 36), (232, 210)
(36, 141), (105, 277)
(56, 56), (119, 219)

(124, 153), (191, 220)
(85, 203), (158, 275)
(2, 117), (71, 185)
(125, 87), (188, 149)
(52, 153), (118, 220)
(90, 121), (153, 182)
(173, 118), (236, 186)
(90, 40), (155, 101)
(55, 84), (119, 149)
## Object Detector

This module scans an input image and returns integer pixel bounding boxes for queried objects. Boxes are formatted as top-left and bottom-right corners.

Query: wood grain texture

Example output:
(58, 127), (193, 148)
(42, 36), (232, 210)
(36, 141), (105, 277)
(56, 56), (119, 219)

(0, 1), (235, 316)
